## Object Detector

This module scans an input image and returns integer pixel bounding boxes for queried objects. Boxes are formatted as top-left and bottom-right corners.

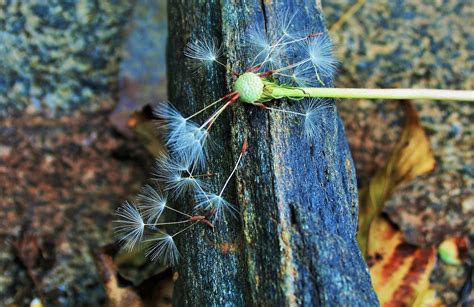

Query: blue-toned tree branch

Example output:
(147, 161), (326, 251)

(167, 0), (379, 305)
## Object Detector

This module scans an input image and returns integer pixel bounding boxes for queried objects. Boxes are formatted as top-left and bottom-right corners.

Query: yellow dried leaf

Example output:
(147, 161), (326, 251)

(367, 217), (437, 306)
(412, 288), (444, 307)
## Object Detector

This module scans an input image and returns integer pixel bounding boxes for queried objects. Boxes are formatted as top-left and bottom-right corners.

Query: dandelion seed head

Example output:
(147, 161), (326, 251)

(195, 192), (237, 222)
(306, 35), (338, 79)
(234, 72), (264, 103)
(145, 233), (180, 266)
(113, 202), (145, 251)
(137, 184), (167, 225)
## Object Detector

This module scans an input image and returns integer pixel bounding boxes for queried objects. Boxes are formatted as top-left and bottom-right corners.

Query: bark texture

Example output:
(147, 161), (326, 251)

(167, 0), (379, 305)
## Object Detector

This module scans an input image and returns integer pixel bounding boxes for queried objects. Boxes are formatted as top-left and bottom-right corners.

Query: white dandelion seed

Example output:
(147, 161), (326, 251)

(292, 63), (319, 87)
(113, 202), (145, 251)
(261, 99), (333, 142)
(137, 184), (167, 225)
(193, 142), (246, 222)
(153, 155), (207, 199)
(276, 8), (298, 39)
(247, 24), (271, 50)
(305, 34), (338, 79)
(184, 34), (223, 67)
(247, 24), (273, 67)
(276, 62), (317, 87)
(145, 233), (180, 265)
(303, 98), (333, 142)
(194, 192), (237, 222)
(169, 122), (209, 168)
(154, 102), (211, 168)
(153, 102), (187, 145)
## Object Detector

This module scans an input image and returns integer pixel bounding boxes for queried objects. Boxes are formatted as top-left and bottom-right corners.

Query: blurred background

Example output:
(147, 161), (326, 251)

(0, 0), (472, 305)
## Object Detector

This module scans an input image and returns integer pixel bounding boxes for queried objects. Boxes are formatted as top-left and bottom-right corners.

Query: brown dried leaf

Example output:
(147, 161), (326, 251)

(95, 247), (144, 307)
(128, 108), (166, 158)
(356, 101), (440, 305)
(358, 101), (436, 257)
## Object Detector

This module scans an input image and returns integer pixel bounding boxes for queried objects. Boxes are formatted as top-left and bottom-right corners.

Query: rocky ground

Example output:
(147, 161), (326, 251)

(325, 0), (473, 304)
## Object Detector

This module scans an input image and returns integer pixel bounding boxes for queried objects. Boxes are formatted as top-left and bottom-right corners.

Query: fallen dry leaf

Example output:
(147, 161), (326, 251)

(358, 101), (436, 257)
(127, 106), (166, 158)
(95, 246), (144, 307)
(412, 288), (443, 307)
(357, 101), (440, 305)
(367, 217), (440, 306)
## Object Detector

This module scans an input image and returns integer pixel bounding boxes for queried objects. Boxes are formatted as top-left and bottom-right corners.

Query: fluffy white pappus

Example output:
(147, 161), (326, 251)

(278, 62), (318, 87)
(153, 102), (187, 144)
(184, 34), (222, 64)
(145, 233), (180, 265)
(167, 121), (209, 169)
(137, 184), (167, 225)
(247, 24), (271, 50)
(246, 25), (272, 67)
(305, 34), (338, 79)
(113, 201), (145, 251)
(194, 192), (237, 222)
(154, 102), (209, 168)
(302, 98), (333, 142)
(153, 155), (207, 199)
(276, 8), (298, 39)
(293, 63), (319, 87)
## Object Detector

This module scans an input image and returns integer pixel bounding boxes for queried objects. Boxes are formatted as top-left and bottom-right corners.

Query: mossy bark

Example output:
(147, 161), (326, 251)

(167, 0), (378, 305)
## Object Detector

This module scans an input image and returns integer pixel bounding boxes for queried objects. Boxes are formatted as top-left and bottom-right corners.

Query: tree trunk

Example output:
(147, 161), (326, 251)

(167, 0), (379, 305)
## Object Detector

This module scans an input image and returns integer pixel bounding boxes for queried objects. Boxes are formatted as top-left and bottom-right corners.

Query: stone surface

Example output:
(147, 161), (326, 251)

(116, 0), (167, 113)
(325, 0), (473, 304)
(0, 102), (151, 305)
(0, 0), (167, 304)
(0, 0), (134, 117)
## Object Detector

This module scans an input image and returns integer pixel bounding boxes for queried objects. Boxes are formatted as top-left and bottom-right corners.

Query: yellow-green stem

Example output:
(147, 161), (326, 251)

(268, 86), (474, 102)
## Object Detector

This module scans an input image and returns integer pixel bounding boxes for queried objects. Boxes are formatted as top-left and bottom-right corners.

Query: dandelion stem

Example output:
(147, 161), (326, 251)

(200, 100), (231, 129)
(166, 206), (193, 218)
(267, 86), (474, 102)
(172, 220), (201, 238)
(219, 149), (245, 197)
(186, 96), (227, 120)
(145, 220), (191, 226)
(271, 58), (311, 75)
(264, 106), (306, 117)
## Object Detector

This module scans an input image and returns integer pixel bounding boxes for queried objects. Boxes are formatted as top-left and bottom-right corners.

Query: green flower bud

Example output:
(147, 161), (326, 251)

(233, 72), (264, 103)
